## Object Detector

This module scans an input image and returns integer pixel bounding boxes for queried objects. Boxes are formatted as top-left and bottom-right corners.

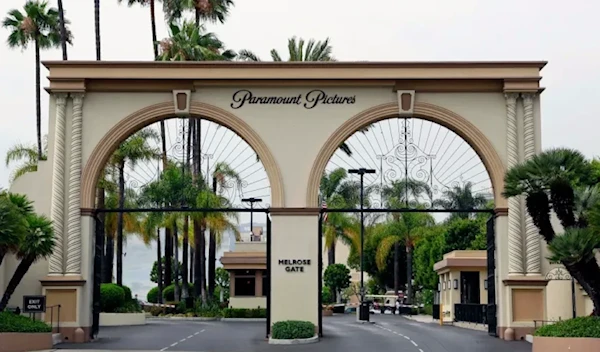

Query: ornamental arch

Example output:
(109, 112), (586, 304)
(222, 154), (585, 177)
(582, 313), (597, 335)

(2, 61), (548, 343)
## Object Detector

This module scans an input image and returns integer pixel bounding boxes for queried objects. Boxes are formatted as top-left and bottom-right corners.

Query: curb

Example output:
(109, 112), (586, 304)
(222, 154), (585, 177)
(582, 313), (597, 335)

(268, 335), (320, 345)
(148, 317), (220, 321)
(221, 318), (266, 322)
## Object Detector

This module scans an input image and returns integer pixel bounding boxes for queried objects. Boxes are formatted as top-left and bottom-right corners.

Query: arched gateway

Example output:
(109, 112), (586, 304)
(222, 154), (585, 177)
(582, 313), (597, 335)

(6, 61), (547, 342)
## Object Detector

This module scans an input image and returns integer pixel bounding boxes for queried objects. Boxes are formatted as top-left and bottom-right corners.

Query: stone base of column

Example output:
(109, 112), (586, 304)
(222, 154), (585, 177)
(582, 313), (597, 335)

(500, 277), (549, 341)
(40, 276), (88, 343)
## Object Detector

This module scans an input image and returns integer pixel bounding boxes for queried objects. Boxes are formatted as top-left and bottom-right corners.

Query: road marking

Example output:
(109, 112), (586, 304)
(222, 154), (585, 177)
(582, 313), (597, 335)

(404, 335), (410, 340)
(420, 349), (424, 352)
(160, 329), (205, 351)
(375, 324), (422, 351)
(412, 340), (418, 346)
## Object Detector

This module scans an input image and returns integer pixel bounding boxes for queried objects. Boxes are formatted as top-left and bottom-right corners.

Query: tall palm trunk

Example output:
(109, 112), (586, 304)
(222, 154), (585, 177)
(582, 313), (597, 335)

(94, 0), (101, 60)
(164, 230), (172, 285)
(181, 121), (192, 300)
(57, 0), (68, 60)
(34, 37), (42, 160)
(116, 160), (126, 286)
(406, 245), (413, 305)
(393, 242), (399, 295)
(208, 178), (217, 299)
(104, 235), (114, 283)
(0, 256), (35, 311)
(0, 251), (6, 268)
(327, 241), (336, 266)
(156, 228), (163, 304)
(150, 0), (158, 59)
(173, 222), (180, 301)
(190, 244), (194, 283)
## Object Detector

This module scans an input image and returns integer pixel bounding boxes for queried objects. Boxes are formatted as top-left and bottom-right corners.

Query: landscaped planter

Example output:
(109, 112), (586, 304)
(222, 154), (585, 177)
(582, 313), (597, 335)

(322, 309), (333, 316)
(0, 332), (52, 352)
(532, 336), (600, 352)
(99, 312), (146, 326)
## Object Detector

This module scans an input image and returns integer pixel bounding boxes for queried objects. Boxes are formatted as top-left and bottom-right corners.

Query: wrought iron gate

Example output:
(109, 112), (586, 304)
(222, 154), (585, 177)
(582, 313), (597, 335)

(486, 216), (497, 336)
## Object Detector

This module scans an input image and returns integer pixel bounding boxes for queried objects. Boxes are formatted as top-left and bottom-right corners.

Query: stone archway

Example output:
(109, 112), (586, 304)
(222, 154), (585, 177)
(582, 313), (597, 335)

(80, 101), (285, 209)
(306, 101), (507, 210)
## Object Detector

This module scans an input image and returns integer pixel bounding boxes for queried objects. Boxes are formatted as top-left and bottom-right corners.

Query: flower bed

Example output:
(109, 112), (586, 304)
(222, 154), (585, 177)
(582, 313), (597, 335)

(532, 317), (600, 352)
(0, 312), (52, 352)
(269, 320), (318, 345)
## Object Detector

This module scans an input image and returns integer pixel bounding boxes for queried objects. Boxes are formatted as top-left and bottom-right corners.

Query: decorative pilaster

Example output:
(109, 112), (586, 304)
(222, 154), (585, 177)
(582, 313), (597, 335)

(49, 94), (68, 275)
(505, 93), (523, 276)
(522, 93), (541, 275)
(66, 93), (84, 275)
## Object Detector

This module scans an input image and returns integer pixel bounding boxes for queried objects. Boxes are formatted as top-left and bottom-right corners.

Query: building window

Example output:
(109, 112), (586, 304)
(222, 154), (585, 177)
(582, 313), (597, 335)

(234, 277), (256, 296)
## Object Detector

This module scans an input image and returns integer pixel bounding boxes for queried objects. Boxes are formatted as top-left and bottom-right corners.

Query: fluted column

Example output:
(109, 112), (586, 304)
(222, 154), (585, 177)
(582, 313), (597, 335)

(505, 93), (524, 276)
(66, 93), (85, 275)
(522, 93), (541, 275)
(49, 93), (69, 275)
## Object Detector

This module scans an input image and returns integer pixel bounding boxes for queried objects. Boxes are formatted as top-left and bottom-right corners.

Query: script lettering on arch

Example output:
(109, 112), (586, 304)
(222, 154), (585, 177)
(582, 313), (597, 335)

(230, 89), (356, 109)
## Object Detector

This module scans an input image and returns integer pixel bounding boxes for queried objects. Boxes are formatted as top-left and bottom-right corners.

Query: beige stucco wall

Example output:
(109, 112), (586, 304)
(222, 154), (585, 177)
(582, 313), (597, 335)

(3, 162), (52, 309)
(229, 297), (267, 309)
(6, 80), (554, 333)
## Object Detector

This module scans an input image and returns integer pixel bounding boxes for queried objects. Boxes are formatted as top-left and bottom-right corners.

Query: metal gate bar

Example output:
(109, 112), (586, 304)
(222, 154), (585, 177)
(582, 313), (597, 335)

(266, 215), (272, 338)
(318, 214), (323, 337)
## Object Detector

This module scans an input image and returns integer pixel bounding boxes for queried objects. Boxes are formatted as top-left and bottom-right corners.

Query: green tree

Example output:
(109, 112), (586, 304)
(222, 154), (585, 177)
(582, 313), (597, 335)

(215, 267), (229, 302)
(0, 191), (29, 266)
(413, 225), (446, 290)
(2, 1), (71, 160)
(150, 257), (182, 283)
(444, 217), (486, 253)
(0, 213), (55, 311)
(323, 264), (351, 303)
(433, 182), (489, 220)
(503, 148), (600, 315)
(109, 129), (159, 286)
(157, 21), (236, 61)
(5, 137), (48, 183)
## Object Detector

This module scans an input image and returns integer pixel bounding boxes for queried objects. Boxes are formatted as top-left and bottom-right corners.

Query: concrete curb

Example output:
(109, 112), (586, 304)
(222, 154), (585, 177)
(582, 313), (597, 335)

(52, 333), (62, 346)
(221, 318), (266, 322)
(268, 335), (320, 345)
(147, 316), (220, 321)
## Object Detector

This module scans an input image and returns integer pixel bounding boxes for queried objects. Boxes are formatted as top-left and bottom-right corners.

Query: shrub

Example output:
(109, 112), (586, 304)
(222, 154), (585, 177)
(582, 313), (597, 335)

(321, 286), (332, 304)
(0, 312), (52, 333)
(194, 300), (221, 317)
(221, 308), (266, 318)
(271, 320), (315, 339)
(423, 305), (433, 316)
(534, 316), (600, 338)
(147, 287), (159, 303)
(121, 285), (133, 302)
(163, 285), (175, 301)
(100, 283), (126, 313)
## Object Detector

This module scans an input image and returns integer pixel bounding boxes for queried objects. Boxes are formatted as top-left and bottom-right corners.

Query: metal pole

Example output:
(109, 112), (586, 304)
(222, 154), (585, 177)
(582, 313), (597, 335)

(360, 172), (365, 302)
(571, 277), (576, 318)
(250, 203), (254, 232)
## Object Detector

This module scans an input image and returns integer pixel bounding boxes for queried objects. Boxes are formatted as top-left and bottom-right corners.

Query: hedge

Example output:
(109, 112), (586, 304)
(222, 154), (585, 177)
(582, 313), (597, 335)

(222, 308), (266, 318)
(271, 320), (315, 340)
(534, 316), (600, 338)
(147, 284), (195, 303)
(0, 312), (52, 333)
(100, 283), (125, 313)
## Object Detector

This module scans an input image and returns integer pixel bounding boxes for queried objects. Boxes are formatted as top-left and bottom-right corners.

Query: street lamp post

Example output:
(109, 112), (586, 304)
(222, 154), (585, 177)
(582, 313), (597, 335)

(242, 197), (262, 239)
(348, 168), (376, 322)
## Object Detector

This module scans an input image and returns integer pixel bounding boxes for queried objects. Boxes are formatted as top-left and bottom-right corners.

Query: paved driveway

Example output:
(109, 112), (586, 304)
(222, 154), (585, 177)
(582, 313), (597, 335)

(57, 314), (532, 352)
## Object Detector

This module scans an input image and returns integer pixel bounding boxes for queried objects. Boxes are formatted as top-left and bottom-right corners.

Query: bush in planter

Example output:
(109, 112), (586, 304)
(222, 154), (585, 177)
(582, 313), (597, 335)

(221, 308), (266, 318)
(0, 312), (51, 333)
(271, 320), (315, 339)
(121, 285), (133, 301)
(534, 316), (600, 338)
(100, 283), (126, 313)
(147, 287), (159, 303)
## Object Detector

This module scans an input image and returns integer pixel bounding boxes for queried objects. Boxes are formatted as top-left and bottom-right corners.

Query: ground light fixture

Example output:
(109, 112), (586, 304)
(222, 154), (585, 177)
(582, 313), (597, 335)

(242, 197), (262, 239)
(348, 168), (376, 322)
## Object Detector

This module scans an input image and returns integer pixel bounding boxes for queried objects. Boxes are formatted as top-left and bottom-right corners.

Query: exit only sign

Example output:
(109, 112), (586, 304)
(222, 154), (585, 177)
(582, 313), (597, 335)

(22, 295), (46, 313)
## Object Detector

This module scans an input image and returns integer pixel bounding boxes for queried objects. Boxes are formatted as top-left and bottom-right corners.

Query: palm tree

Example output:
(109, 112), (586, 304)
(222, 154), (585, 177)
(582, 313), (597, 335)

(109, 129), (160, 285)
(433, 182), (489, 219)
(320, 168), (362, 267)
(208, 162), (241, 297)
(0, 213), (55, 311)
(165, 0), (234, 26)
(94, 0), (101, 60)
(5, 137), (48, 182)
(157, 21), (237, 61)
(375, 210), (434, 301)
(193, 186), (239, 303)
(3, 1), (70, 160)
(503, 148), (600, 315)
(0, 191), (30, 267)
(382, 179), (433, 208)
(56, 0), (67, 59)
(117, 0), (160, 58)
(238, 36), (334, 62)
(103, 186), (142, 283)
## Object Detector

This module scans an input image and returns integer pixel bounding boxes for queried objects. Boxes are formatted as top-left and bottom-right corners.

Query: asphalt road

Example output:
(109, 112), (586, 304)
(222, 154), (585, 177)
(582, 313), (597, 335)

(58, 314), (532, 352)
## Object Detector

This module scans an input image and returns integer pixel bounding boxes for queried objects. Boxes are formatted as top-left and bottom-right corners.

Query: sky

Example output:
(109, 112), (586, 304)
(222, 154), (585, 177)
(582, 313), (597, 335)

(1, 0), (600, 297)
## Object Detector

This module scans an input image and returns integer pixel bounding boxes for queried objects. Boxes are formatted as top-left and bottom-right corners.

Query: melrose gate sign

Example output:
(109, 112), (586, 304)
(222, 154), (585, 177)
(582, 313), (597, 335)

(230, 89), (357, 109)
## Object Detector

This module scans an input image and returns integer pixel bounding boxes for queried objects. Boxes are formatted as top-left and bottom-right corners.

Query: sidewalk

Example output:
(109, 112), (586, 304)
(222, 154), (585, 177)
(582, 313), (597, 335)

(402, 314), (437, 324)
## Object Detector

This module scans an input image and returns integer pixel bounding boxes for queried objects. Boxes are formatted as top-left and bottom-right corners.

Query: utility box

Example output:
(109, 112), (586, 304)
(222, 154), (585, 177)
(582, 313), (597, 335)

(359, 302), (370, 321)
